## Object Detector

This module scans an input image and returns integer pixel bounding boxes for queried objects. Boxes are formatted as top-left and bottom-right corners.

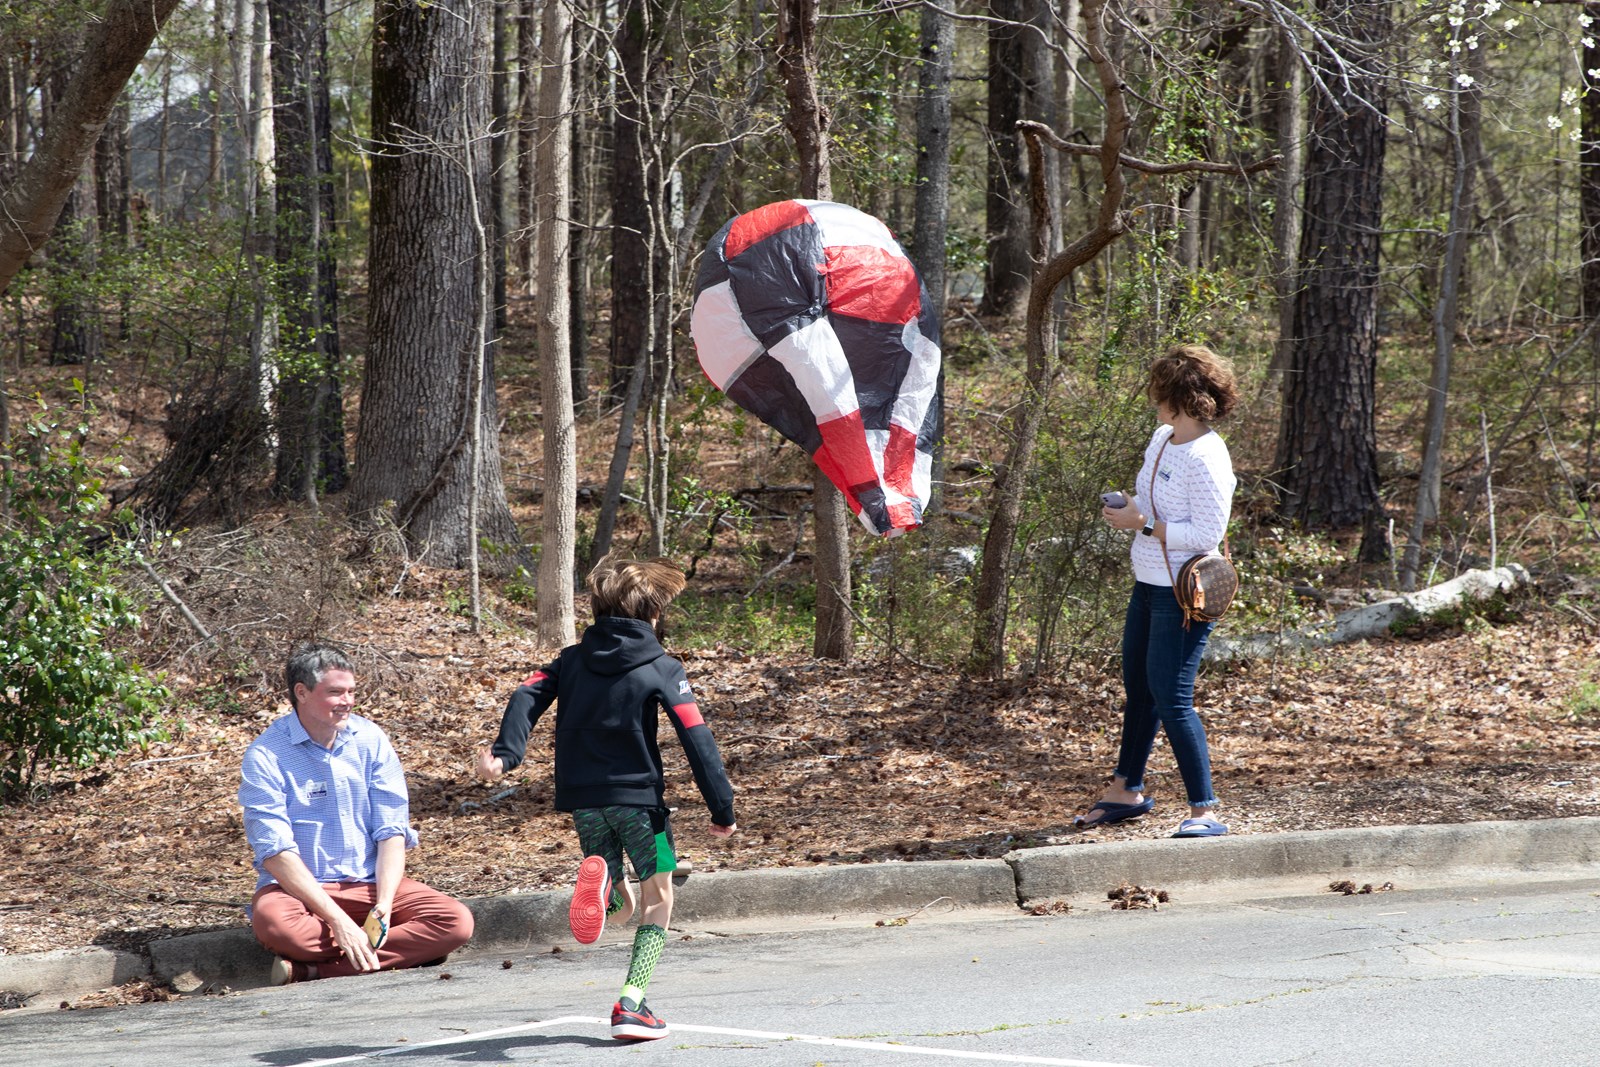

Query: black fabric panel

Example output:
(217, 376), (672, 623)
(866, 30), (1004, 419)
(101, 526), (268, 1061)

(918, 367), (945, 453)
(829, 313), (910, 432)
(724, 354), (823, 455)
(694, 219), (734, 297)
(852, 482), (891, 534)
(726, 221), (828, 349)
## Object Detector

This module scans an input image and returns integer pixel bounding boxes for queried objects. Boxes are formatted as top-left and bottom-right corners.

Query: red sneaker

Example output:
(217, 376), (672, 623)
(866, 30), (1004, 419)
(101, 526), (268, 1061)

(569, 855), (611, 944)
(611, 999), (668, 1040)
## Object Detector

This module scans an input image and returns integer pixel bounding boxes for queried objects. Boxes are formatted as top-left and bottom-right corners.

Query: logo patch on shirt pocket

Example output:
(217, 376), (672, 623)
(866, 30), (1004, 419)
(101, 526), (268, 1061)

(304, 779), (329, 801)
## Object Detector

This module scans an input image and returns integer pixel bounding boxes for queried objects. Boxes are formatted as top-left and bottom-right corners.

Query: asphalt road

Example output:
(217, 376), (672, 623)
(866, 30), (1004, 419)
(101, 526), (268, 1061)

(5, 876), (1598, 1067)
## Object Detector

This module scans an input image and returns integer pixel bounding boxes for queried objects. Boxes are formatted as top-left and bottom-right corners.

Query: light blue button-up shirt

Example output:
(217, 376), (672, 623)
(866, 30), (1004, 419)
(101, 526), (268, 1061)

(239, 711), (419, 891)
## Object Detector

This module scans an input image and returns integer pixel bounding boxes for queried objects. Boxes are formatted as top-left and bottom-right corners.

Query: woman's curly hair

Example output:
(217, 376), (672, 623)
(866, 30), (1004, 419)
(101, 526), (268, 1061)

(1146, 344), (1238, 423)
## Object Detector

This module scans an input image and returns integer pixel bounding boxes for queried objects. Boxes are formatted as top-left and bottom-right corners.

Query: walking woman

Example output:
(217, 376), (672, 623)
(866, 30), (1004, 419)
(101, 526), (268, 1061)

(1076, 344), (1238, 838)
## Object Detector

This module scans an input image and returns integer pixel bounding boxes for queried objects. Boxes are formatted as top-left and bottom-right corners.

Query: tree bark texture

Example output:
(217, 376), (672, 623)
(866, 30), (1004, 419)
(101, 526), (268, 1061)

(979, 0), (1047, 319)
(355, 0), (523, 570)
(608, 0), (655, 397)
(0, 0), (182, 297)
(269, 0), (348, 498)
(1582, 10), (1600, 320)
(535, 0), (577, 645)
(1275, 0), (1389, 540)
(914, 2), (953, 516)
(1268, 27), (1306, 380)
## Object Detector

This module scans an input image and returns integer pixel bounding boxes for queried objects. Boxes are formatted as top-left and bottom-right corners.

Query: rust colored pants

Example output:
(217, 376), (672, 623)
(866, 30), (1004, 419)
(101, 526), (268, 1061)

(250, 878), (474, 979)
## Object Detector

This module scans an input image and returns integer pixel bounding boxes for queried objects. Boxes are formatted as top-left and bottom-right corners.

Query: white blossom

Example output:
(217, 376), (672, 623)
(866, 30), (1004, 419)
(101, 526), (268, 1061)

(1455, 72), (1475, 87)
(1480, 0), (1501, 15)
(1424, 94), (1443, 110)
(1548, 115), (1565, 130)
(1571, 129), (1583, 142)
(1564, 87), (1580, 106)
(1447, 14), (1465, 25)
(1465, 35), (1479, 49)
(1582, 12), (1595, 27)
(1504, 17), (1520, 30)
(1589, 68), (1600, 79)
(1587, 37), (1597, 49)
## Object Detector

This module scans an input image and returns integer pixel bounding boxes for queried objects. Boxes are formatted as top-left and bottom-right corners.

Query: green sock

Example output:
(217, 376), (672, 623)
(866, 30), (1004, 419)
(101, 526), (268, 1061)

(607, 885), (625, 917)
(619, 923), (666, 1010)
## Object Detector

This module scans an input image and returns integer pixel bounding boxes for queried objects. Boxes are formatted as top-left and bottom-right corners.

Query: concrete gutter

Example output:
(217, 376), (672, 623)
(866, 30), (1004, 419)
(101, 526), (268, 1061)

(5, 816), (1598, 1008)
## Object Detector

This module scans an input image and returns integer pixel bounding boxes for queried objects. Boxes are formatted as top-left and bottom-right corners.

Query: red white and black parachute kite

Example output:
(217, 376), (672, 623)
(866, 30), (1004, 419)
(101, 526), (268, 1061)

(689, 200), (943, 536)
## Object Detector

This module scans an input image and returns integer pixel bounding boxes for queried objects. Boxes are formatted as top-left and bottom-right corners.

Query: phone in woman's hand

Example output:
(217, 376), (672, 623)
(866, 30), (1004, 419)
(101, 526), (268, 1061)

(1101, 491), (1128, 509)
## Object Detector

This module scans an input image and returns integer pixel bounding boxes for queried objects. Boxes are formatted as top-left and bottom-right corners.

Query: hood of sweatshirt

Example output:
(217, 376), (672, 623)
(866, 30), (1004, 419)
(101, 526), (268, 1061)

(578, 616), (667, 676)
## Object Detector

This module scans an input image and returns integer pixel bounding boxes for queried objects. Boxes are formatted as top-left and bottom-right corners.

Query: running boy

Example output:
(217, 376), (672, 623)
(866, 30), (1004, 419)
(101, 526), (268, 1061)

(474, 555), (737, 1041)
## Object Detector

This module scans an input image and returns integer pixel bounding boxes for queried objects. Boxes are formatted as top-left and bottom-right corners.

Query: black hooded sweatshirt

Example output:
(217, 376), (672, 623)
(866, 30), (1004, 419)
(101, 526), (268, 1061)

(490, 616), (736, 826)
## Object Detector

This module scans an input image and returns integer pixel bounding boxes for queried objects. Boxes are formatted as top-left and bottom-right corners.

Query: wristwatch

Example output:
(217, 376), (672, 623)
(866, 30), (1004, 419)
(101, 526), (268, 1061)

(1140, 516), (1155, 537)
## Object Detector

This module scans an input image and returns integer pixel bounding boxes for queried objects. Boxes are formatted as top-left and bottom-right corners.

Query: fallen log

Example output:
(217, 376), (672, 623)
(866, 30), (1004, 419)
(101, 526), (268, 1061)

(1207, 563), (1532, 661)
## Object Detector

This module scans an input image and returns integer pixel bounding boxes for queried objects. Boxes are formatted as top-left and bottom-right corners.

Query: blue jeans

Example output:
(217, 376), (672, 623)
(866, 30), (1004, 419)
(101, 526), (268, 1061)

(1115, 581), (1218, 808)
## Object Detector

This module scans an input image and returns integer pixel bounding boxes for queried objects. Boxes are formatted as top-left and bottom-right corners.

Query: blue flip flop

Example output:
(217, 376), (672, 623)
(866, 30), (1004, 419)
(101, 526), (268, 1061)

(1073, 797), (1154, 829)
(1172, 817), (1228, 838)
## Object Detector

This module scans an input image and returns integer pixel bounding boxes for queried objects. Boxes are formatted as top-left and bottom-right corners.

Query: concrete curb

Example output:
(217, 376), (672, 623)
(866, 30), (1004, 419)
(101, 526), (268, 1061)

(6, 816), (1599, 1007)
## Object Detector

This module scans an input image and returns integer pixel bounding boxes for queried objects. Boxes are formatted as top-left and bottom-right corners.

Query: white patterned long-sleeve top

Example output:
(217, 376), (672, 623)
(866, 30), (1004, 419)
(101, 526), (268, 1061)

(1128, 423), (1236, 586)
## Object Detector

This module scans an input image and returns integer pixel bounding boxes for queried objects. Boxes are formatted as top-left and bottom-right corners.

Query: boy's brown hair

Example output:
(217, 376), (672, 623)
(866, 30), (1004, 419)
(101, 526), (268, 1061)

(1146, 344), (1238, 423)
(586, 554), (687, 622)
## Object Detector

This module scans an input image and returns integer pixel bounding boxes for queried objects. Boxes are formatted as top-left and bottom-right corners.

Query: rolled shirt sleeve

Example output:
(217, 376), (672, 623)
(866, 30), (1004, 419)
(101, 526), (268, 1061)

(367, 728), (420, 849)
(239, 743), (299, 869)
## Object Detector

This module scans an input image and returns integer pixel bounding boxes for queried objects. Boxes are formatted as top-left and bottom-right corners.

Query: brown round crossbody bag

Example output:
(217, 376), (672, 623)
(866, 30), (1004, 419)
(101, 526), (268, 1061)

(1149, 436), (1239, 628)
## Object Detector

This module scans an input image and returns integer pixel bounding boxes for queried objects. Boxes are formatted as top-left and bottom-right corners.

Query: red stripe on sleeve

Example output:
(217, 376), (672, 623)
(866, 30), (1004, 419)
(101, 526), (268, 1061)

(522, 670), (550, 687)
(671, 702), (705, 729)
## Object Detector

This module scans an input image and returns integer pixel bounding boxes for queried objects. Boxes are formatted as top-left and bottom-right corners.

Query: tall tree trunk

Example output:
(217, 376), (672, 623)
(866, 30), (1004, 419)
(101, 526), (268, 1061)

(208, 0), (227, 208)
(247, 0), (277, 416)
(1275, 0), (1389, 558)
(43, 51), (102, 368)
(1267, 26), (1306, 381)
(568, 0), (593, 409)
(354, 0), (524, 569)
(914, 1), (952, 515)
(515, 0), (538, 289)
(0, 0), (182, 296)
(535, 0), (577, 644)
(608, 0), (654, 398)
(1583, 9), (1600, 320)
(979, 0), (1045, 319)
(1401, 46), (1482, 590)
(776, 0), (851, 661)
(490, 0), (510, 334)
(269, 0), (348, 498)
(94, 99), (131, 342)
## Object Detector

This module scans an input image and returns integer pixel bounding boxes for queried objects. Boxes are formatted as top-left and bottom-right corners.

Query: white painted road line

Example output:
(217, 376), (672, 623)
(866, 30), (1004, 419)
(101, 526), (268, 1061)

(282, 1015), (1165, 1067)
(672, 1021), (1164, 1067)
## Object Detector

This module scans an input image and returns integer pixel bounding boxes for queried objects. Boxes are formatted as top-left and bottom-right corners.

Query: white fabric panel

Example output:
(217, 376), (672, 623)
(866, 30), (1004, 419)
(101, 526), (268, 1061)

(889, 317), (942, 433)
(690, 280), (765, 389)
(804, 200), (902, 258)
(766, 316), (860, 421)
(912, 448), (933, 508)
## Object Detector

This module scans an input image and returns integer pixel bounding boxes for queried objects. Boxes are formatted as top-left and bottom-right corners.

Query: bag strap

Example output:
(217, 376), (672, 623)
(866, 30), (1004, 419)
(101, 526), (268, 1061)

(1150, 432), (1232, 579)
(1149, 436), (1181, 588)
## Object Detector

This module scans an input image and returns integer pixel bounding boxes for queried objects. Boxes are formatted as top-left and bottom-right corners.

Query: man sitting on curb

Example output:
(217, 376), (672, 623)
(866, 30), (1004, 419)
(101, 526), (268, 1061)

(239, 642), (474, 983)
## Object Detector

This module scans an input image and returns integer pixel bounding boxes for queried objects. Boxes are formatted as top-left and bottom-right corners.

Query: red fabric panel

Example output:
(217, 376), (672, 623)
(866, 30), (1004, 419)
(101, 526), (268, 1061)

(886, 500), (917, 530)
(821, 245), (920, 325)
(671, 702), (705, 729)
(724, 200), (814, 260)
(522, 670), (549, 687)
(882, 423), (919, 497)
(815, 411), (879, 496)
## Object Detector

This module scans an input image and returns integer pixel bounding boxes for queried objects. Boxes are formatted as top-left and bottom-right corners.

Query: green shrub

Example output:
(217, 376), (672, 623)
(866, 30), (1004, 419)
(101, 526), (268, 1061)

(0, 405), (169, 801)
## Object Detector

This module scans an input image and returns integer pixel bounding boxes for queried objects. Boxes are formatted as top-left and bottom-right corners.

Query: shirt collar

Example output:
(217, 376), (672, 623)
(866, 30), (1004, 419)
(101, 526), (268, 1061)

(286, 710), (350, 752)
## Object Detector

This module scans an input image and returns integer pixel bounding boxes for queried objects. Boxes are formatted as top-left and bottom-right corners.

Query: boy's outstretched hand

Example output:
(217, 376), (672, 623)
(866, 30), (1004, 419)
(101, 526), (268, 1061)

(473, 745), (505, 782)
(708, 822), (737, 838)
